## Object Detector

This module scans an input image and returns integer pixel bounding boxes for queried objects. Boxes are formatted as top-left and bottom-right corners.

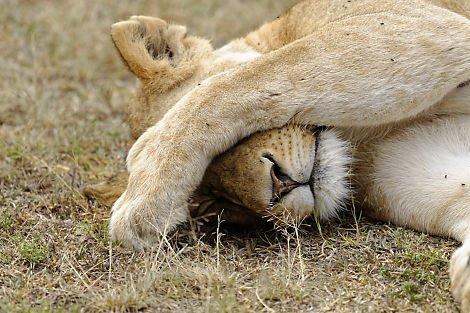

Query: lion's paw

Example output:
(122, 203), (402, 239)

(109, 191), (140, 249)
(450, 243), (470, 312)
(109, 188), (189, 250)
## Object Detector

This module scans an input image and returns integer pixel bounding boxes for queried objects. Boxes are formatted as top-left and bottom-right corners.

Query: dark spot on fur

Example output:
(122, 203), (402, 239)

(380, 22), (384, 25)
(391, 58), (395, 62)
(458, 80), (470, 88)
(314, 168), (327, 184)
(137, 24), (146, 39)
(150, 47), (159, 59)
(445, 175), (447, 179)
(206, 123), (210, 127)
(462, 183), (466, 187)
(269, 93), (281, 97)
(164, 45), (173, 58)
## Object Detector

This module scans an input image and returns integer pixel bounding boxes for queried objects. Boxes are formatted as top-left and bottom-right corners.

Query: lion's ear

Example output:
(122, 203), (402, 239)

(111, 16), (211, 92)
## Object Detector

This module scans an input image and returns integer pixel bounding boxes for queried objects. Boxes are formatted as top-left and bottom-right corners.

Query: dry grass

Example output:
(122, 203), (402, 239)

(0, 0), (460, 312)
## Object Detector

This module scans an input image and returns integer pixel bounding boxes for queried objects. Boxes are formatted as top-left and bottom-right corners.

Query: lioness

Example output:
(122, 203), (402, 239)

(85, 0), (470, 310)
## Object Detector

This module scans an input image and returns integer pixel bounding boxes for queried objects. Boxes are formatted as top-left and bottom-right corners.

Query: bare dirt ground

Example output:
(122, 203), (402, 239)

(0, 0), (460, 312)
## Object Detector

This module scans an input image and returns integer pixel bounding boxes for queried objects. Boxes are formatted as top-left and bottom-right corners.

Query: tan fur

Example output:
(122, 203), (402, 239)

(85, 1), (470, 310)
(83, 172), (128, 207)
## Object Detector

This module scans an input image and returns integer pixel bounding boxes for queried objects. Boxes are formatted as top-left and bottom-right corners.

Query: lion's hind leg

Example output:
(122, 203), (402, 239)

(363, 115), (470, 240)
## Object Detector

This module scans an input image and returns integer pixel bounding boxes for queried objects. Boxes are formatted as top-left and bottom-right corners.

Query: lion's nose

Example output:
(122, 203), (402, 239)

(270, 166), (301, 203)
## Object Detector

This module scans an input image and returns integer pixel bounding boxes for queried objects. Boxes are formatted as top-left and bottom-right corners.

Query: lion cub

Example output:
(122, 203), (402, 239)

(86, 0), (470, 311)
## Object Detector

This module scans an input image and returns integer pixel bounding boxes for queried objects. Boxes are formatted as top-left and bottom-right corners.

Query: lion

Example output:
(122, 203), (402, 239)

(84, 0), (470, 310)
(83, 16), (351, 226)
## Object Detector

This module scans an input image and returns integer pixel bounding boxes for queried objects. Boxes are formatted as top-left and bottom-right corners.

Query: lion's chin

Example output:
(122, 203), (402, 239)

(311, 129), (351, 221)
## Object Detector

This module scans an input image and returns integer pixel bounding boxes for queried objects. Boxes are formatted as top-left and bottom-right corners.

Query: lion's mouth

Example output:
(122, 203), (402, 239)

(263, 127), (350, 221)
(266, 127), (323, 204)
(265, 127), (324, 204)
(308, 127), (322, 201)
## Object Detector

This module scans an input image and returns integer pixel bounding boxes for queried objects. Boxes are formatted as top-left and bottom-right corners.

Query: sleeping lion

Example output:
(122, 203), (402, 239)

(84, 0), (470, 310)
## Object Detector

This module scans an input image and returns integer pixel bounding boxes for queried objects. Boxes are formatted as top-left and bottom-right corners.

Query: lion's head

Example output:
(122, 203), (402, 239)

(85, 16), (351, 225)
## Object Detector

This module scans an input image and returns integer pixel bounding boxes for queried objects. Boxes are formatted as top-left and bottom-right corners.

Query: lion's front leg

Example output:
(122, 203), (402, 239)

(108, 86), (293, 248)
(109, 122), (208, 249)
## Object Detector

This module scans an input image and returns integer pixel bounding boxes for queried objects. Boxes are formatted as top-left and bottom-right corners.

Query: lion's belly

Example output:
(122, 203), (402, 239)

(347, 113), (470, 240)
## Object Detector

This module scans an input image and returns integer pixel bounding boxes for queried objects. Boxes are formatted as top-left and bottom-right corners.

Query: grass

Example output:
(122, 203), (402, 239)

(0, 0), (460, 312)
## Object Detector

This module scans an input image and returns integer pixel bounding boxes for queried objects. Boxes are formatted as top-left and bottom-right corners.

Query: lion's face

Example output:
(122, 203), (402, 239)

(197, 125), (351, 224)
(111, 16), (351, 224)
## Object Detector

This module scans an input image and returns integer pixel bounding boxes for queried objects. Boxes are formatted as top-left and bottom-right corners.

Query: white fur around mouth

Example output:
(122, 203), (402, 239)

(311, 129), (352, 221)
